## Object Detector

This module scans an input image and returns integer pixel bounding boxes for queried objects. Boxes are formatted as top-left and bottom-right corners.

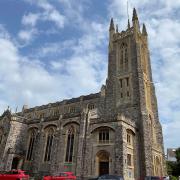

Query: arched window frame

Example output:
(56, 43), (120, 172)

(26, 128), (37, 161)
(44, 127), (55, 162)
(0, 129), (3, 145)
(98, 128), (110, 144)
(53, 109), (59, 116)
(39, 112), (45, 119)
(120, 43), (128, 71)
(69, 106), (76, 113)
(65, 126), (75, 163)
(126, 129), (134, 146)
(88, 103), (95, 110)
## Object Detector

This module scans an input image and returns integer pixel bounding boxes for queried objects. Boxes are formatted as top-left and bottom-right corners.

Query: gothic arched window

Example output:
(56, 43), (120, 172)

(125, 48), (128, 70)
(99, 128), (109, 144)
(88, 103), (95, 110)
(26, 128), (37, 161)
(65, 126), (75, 162)
(126, 129), (134, 146)
(44, 128), (54, 162)
(120, 50), (123, 67)
(69, 107), (76, 113)
(0, 129), (3, 145)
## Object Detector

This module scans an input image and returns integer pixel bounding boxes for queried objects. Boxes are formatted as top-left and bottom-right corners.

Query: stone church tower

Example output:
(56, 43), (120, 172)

(0, 8), (166, 179)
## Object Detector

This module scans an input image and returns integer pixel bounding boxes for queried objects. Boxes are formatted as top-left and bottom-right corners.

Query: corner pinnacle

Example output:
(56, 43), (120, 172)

(128, 19), (130, 29)
(109, 18), (115, 31)
(142, 23), (148, 35)
(132, 8), (138, 21)
(116, 24), (119, 32)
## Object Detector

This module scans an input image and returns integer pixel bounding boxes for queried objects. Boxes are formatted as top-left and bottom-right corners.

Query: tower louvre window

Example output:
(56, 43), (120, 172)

(121, 93), (123, 98)
(120, 50), (123, 66)
(126, 77), (129, 86)
(127, 154), (132, 166)
(125, 48), (128, 70)
(119, 77), (130, 100)
(120, 43), (128, 72)
(120, 79), (123, 88)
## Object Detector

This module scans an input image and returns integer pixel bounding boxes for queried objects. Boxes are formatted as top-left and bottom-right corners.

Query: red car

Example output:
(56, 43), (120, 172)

(0, 169), (29, 180)
(43, 172), (76, 180)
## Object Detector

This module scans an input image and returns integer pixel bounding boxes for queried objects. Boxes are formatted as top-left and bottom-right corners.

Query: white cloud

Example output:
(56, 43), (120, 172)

(18, 28), (38, 42)
(42, 9), (65, 28)
(18, 1), (66, 45)
(0, 24), (10, 39)
(0, 36), (62, 112)
(34, 39), (76, 58)
(22, 13), (40, 27)
(50, 61), (63, 70)
(23, 0), (66, 29)
(0, 21), (107, 113)
(163, 112), (180, 149)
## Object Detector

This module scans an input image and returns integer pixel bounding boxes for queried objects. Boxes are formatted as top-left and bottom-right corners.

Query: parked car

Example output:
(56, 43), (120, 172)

(98, 174), (124, 180)
(0, 169), (29, 180)
(43, 172), (76, 180)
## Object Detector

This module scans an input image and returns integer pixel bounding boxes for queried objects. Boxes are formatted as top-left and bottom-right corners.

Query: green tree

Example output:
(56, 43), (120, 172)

(175, 148), (180, 162)
(175, 148), (180, 176)
(167, 148), (180, 177)
(166, 161), (173, 175)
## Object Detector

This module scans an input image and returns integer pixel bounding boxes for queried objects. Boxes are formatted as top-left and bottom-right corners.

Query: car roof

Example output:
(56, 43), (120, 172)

(62, 172), (73, 174)
(99, 175), (123, 179)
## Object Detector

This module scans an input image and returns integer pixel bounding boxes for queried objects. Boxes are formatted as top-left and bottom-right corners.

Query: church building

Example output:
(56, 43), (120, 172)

(0, 9), (166, 179)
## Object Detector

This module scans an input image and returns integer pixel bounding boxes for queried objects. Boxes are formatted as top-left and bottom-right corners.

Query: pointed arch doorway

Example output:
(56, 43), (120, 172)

(96, 150), (110, 176)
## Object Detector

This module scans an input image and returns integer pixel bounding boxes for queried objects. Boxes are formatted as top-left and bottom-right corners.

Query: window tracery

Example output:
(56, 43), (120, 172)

(0, 129), (3, 145)
(44, 127), (54, 162)
(120, 43), (129, 71)
(53, 109), (59, 116)
(26, 128), (37, 161)
(99, 129), (109, 144)
(88, 104), (95, 110)
(127, 154), (132, 166)
(119, 76), (131, 101)
(65, 126), (75, 162)
(69, 107), (76, 113)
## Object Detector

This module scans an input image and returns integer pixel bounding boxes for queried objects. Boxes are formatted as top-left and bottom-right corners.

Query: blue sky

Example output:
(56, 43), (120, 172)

(0, 0), (180, 151)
